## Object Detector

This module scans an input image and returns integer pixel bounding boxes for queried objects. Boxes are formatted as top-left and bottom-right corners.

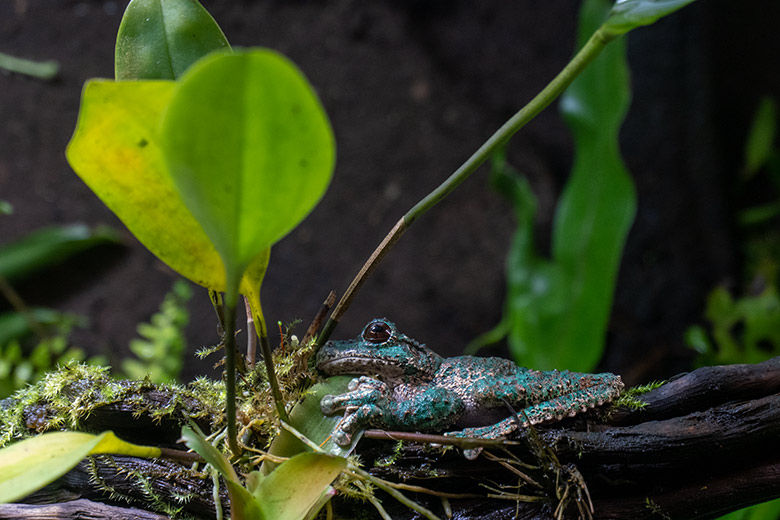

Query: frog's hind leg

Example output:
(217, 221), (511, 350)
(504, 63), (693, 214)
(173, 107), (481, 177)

(447, 374), (624, 441)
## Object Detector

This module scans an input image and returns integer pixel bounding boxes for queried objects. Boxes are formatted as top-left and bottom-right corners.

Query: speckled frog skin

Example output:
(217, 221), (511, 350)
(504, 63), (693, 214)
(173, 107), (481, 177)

(317, 319), (624, 447)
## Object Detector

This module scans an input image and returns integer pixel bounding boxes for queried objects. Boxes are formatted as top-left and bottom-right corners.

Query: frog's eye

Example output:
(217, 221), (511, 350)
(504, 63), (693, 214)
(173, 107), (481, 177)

(363, 320), (392, 343)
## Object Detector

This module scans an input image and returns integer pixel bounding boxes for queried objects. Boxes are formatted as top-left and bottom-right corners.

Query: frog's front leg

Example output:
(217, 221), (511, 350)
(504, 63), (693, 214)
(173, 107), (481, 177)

(321, 376), (389, 446)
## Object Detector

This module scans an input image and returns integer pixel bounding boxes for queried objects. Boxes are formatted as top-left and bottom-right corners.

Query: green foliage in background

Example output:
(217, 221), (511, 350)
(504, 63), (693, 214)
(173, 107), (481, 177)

(687, 98), (780, 519)
(121, 280), (192, 383)
(688, 97), (780, 367)
(0, 311), (93, 398)
(469, 0), (636, 372)
(0, 223), (117, 398)
(0, 224), (119, 284)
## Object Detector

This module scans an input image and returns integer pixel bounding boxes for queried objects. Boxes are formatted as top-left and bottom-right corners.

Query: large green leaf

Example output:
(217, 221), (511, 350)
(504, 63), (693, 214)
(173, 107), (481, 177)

(65, 80), (270, 296)
(0, 224), (119, 284)
(159, 49), (335, 287)
(716, 497), (780, 520)
(470, 0), (636, 371)
(548, 0), (636, 371)
(604, 0), (698, 36)
(115, 0), (229, 80)
(0, 431), (160, 503)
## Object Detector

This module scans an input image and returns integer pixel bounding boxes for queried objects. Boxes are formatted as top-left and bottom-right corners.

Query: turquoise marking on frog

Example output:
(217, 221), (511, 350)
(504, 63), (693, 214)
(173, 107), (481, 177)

(317, 319), (623, 451)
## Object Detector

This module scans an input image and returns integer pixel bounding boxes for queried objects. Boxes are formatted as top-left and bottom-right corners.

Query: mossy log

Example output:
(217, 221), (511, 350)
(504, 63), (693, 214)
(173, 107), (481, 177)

(1, 358), (779, 519)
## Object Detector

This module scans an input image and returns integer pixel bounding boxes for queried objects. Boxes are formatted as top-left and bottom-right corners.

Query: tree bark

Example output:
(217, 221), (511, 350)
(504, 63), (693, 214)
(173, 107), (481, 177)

(2, 357), (779, 519)
(0, 498), (170, 520)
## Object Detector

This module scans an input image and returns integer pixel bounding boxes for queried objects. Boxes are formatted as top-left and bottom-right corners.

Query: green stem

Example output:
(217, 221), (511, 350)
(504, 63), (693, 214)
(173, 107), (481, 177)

(405, 28), (614, 224)
(317, 27), (617, 346)
(259, 328), (289, 423)
(222, 283), (240, 457)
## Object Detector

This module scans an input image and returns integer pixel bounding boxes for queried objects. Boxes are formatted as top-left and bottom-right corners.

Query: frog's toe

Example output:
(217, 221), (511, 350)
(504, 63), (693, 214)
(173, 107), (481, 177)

(463, 447), (483, 460)
(348, 376), (384, 391)
(321, 394), (338, 414)
(332, 428), (352, 446)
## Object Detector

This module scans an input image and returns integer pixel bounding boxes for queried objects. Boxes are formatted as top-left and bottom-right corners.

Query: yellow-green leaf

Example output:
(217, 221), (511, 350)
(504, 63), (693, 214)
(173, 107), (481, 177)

(65, 80), (269, 294)
(0, 431), (160, 504)
(160, 49), (335, 285)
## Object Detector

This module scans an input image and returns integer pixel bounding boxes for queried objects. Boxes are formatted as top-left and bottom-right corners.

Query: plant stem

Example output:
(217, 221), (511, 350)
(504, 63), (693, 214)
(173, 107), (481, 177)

(208, 290), (225, 337)
(222, 285), (240, 456)
(243, 296), (256, 369)
(259, 329), (289, 422)
(317, 27), (617, 345)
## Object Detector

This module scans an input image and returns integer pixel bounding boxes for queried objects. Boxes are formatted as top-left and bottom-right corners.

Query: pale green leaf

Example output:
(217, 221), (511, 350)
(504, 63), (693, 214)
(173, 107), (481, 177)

(257, 452), (345, 520)
(115, 0), (229, 80)
(227, 480), (265, 520)
(0, 431), (160, 503)
(180, 426), (239, 483)
(160, 49), (335, 284)
(180, 427), (264, 520)
(262, 376), (357, 475)
(66, 80), (269, 295)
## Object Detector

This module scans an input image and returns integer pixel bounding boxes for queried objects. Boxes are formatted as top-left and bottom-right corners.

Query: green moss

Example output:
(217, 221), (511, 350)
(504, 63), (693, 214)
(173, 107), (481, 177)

(613, 380), (666, 410)
(0, 361), (227, 448)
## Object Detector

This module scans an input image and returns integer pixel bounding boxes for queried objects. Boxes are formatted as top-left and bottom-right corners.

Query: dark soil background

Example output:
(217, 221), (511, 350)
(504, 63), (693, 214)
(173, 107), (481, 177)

(1, 0), (778, 385)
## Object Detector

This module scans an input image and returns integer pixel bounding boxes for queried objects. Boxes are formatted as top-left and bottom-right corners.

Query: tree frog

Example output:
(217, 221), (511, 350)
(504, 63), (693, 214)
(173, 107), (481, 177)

(317, 318), (623, 450)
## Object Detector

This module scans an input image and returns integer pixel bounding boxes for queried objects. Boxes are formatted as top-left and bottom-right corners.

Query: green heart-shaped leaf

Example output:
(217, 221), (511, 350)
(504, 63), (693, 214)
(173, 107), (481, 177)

(160, 49), (335, 286)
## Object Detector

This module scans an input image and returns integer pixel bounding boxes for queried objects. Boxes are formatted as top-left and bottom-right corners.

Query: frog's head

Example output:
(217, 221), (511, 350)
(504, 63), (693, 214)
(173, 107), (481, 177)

(316, 318), (443, 381)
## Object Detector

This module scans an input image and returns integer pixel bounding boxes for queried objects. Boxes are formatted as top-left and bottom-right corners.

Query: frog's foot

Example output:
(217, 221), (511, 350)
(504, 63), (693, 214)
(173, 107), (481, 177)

(444, 424), (511, 460)
(321, 376), (390, 446)
(321, 376), (388, 414)
(331, 403), (384, 446)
